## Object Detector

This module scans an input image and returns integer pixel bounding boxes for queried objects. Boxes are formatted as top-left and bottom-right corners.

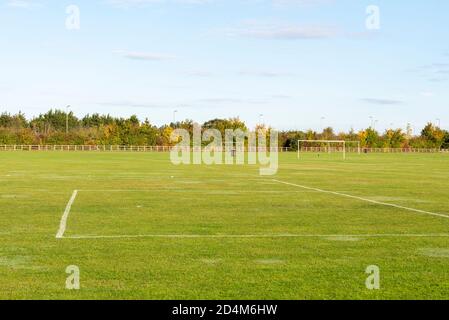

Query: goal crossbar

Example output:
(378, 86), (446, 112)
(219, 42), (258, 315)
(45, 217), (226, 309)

(297, 140), (361, 160)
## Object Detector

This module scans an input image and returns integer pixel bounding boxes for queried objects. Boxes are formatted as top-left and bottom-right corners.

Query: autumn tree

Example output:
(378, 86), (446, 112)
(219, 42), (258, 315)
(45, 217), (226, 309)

(420, 123), (445, 148)
(384, 129), (406, 148)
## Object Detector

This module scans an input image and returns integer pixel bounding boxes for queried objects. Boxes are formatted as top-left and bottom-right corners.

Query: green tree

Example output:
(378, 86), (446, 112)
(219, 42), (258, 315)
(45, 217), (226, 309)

(280, 131), (306, 150)
(442, 131), (449, 149)
(421, 123), (445, 148)
(30, 109), (79, 133)
(0, 112), (28, 128)
(384, 129), (406, 148)
(319, 127), (335, 140)
(359, 128), (380, 148)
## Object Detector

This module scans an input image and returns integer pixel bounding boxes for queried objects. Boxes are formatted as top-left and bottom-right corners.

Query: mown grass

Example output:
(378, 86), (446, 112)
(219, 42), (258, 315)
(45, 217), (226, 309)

(0, 151), (448, 299)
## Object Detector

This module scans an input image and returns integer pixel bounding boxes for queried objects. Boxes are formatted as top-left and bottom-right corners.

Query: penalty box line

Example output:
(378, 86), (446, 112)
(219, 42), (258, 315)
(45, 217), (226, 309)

(63, 233), (449, 240)
(272, 179), (449, 220)
(56, 182), (449, 240)
(56, 190), (78, 239)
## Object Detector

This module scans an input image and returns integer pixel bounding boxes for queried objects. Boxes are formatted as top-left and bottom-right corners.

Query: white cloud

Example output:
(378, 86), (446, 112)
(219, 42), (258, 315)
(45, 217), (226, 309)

(108, 0), (331, 7)
(107, 0), (212, 7)
(244, 26), (337, 39)
(272, 0), (334, 6)
(99, 101), (166, 109)
(420, 91), (434, 97)
(361, 98), (403, 105)
(226, 21), (339, 40)
(116, 50), (176, 61)
(238, 70), (293, 77)
(6, 0), (38, 8)
(184, 70), (214, 77)
(198, 97), (268, 105)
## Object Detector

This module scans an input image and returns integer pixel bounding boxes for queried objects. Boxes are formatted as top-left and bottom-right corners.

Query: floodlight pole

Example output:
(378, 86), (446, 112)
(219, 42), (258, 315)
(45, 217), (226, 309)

(173, 110), (178, 124)
(66, 105), (71, 134)
(320, 116), (326, 132)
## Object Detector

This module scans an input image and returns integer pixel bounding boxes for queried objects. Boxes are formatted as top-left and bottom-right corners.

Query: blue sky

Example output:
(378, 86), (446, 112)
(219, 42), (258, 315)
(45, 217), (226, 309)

(0, 0), (448, 132)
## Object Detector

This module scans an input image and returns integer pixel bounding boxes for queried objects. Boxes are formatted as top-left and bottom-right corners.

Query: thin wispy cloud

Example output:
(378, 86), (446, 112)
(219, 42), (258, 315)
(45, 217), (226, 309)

(272, 0), (334, 6)
(184, 70), (214, 77)
(116, 50), (176, 61)
(411, 55), (449, 82)
(242, 25), (338, 40)
(185, 70), (294, 78)
(347, 31), (382, 39)
(361, 98), (403, 105)
(428, 78), (447, 83)
(225, 20), (339, 40)
(99, 100), (248, 110)
(99, 101), (166, 109)
(238, 70), (294, 77)
(420, 91), (434, 97)
(108, 0), (212, 8)
(5, 0), (38, 8)
(271, 94), (293, 99)
(198, 97), (268, 105)
(99, 101), (199, 109)
(108, 0), (331, 7)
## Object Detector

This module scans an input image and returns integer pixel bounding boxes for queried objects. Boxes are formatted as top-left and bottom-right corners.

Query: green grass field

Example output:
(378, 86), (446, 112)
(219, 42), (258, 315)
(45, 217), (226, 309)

(0, 151), (448, 299)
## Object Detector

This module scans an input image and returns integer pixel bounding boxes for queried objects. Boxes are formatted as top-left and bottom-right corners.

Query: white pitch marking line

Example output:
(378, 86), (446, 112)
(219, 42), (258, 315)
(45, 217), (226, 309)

(56, 190), (78, 239)
(273, 179), (449, 220)
(63, 233), (449, 240)
(77, 189), (307, 194)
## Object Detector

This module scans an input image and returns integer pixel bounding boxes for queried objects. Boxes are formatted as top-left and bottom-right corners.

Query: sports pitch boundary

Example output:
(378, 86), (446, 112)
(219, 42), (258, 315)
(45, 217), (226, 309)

(56, 190), (78, 239)
(56, 181), (449, 240)
(63, 233), (449, 240)
(272, 179), (449, 220)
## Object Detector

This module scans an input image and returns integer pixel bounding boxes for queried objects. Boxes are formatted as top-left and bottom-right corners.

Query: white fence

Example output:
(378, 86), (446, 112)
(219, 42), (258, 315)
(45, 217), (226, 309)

(299, 147), (449, 153)
(0, 145), (447, 153)
(0, 145), (291, 152)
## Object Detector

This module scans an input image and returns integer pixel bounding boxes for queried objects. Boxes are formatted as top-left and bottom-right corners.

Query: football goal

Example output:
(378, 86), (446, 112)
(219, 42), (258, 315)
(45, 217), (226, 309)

(297, 140), (361, 160)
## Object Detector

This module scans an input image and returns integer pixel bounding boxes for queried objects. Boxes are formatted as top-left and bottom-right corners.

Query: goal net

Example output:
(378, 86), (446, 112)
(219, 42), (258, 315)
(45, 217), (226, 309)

(297, 140), (361, 160)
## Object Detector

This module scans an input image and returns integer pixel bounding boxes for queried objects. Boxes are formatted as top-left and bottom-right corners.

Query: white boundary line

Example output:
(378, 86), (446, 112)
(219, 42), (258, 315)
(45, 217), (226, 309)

(64, 233), (449, 240)
(77, 189), (307, 193)
(273, 179), (449, 220)
(56, 190), (78, 239)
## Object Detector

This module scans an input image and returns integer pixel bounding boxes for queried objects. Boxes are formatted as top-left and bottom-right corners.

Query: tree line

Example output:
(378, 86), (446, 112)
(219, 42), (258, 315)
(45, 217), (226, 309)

(0, 110), (448, 149)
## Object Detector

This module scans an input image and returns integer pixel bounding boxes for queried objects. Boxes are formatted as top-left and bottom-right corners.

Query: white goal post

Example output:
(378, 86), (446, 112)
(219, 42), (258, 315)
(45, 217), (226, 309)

(297, 140), (361, 160)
